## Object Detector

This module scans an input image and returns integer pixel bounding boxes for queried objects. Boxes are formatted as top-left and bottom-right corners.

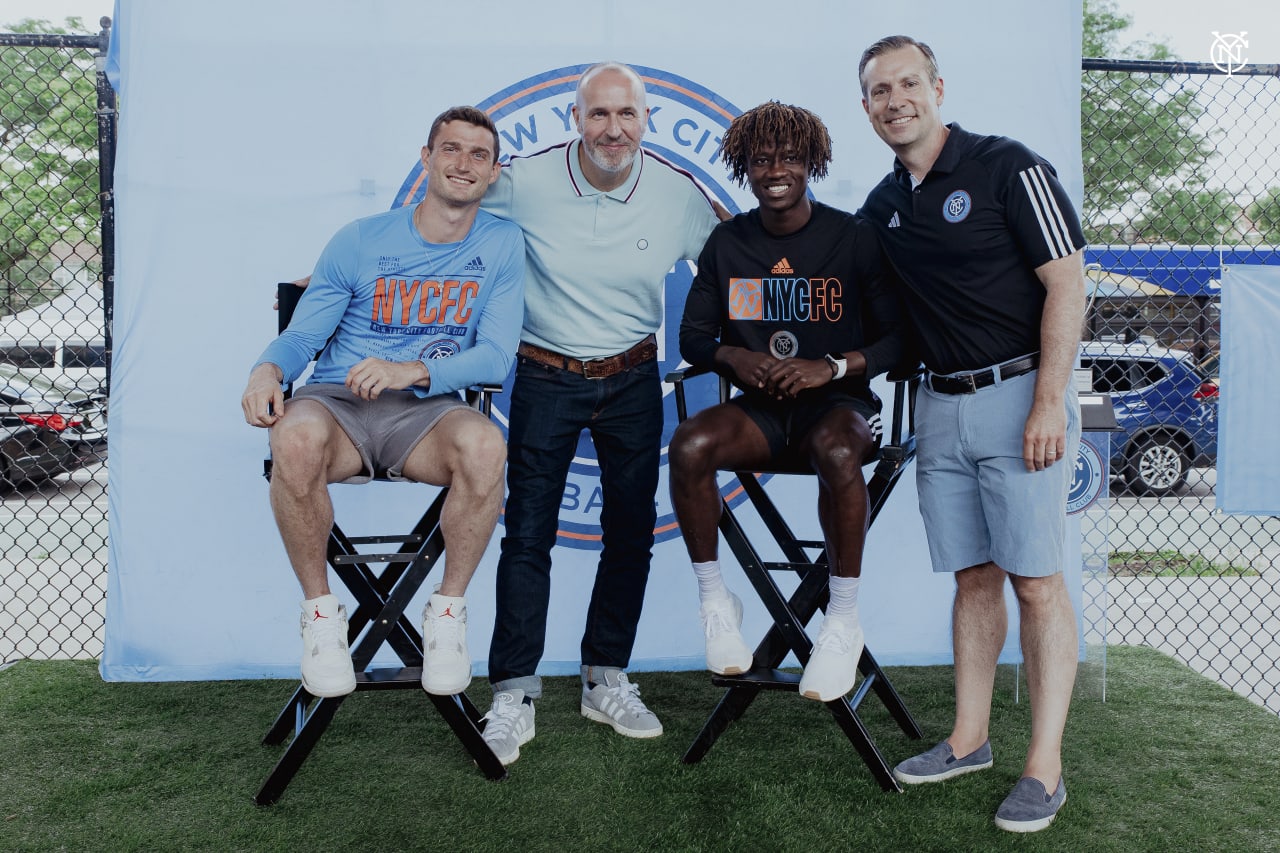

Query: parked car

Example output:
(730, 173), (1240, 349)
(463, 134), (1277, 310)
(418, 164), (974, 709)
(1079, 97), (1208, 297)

(0, 365), (106, 489)
(1080, 339), (1217, 496)
(1198, 351), (1221, 399)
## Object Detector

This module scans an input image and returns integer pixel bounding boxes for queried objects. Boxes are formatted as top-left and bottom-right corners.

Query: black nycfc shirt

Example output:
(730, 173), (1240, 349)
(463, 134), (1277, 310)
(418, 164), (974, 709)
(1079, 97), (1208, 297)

(679, 201), (904, 404)
(860, 124), (1086, 375)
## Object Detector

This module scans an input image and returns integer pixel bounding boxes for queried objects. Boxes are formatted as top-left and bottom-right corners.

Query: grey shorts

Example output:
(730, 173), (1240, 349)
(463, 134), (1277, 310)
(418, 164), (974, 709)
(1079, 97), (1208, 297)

(289, 384), (468, 484)
(915, 369), (1081, 578)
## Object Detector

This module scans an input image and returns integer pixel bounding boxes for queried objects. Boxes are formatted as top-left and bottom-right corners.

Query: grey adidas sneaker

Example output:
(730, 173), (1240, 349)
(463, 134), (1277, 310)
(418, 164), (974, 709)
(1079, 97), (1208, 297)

(579, 669), (663, 738)
(481, 689), (535, 766)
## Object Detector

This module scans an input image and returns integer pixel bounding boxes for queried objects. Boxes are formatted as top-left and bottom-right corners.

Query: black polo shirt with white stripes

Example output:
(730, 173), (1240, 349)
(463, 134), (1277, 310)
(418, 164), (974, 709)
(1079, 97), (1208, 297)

(861, 123), (1085, 375)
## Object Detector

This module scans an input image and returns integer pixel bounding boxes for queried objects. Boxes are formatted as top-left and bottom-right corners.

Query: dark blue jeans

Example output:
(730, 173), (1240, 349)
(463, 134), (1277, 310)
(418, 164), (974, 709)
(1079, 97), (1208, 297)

(488, 356), (662, 698)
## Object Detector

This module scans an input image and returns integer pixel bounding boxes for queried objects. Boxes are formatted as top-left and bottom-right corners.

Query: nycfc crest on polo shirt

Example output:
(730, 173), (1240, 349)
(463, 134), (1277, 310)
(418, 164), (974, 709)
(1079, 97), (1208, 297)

(943, 189), (972, 223)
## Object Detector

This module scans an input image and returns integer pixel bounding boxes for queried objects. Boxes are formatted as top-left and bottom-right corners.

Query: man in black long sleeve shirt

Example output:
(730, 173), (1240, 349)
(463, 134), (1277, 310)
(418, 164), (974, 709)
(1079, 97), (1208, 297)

(669, 101), (904, 702)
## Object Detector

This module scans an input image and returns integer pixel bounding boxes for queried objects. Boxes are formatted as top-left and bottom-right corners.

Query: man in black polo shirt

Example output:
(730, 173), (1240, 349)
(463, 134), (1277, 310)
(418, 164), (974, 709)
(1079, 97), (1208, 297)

(858, 36), (1086, 833)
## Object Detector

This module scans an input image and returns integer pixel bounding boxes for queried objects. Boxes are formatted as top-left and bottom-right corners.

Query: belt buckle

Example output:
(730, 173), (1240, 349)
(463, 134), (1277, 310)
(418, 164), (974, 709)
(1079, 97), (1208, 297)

(958, 373), (979, 393)
(582, 357), (611, 379)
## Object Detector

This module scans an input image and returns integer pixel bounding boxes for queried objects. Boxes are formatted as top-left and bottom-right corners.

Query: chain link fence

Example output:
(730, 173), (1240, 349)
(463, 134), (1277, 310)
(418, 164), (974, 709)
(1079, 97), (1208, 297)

(1081, 58), (1280, 713)
(1, 37), (1277, 714)
(1, 21), (114, 663)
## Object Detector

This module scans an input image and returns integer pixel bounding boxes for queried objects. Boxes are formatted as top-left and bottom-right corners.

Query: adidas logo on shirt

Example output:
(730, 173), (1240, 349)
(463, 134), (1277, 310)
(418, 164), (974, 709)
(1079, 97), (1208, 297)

(771, 257), (794, 274)
(463, 255), (485, 271)
(887, 212), (901, 228)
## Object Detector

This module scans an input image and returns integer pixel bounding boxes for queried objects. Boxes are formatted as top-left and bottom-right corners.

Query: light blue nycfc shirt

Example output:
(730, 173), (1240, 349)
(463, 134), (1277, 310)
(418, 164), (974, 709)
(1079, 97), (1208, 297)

(256, 206), (525, 396)
(482, 139), (719, 360)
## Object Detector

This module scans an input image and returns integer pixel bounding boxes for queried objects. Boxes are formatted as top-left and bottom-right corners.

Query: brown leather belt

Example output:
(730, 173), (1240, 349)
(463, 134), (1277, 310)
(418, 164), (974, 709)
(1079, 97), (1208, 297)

(517, 334), (658, 379)
(926, 353), (1040, 395)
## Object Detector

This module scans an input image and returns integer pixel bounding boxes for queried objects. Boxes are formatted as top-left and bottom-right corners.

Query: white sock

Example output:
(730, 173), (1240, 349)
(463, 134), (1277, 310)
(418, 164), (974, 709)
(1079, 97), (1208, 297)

(692, 560), (728, 601)
(826, 575), (861, 621)
(429, 591), (465, 614)
(302, 593), (340, 620)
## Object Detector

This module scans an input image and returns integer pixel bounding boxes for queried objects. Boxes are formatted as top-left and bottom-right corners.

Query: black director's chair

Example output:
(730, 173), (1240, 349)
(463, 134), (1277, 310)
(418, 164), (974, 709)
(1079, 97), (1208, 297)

(255, 282), (506, 806)
(667, 365), (925, 792)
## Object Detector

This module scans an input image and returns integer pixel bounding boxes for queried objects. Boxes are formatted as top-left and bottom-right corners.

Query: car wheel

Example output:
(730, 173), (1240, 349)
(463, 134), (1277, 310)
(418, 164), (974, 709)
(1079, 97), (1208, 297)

(1126, 435), (1189, 497)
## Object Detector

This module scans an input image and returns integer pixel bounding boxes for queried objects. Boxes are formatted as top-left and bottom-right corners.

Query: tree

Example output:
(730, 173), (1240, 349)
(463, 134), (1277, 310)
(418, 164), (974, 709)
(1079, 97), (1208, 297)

(0, 17), (100, 315)
(1081, 0), (1222, 244)
(1133, 188), (1238, 244)
(1246, 188), (1280, 244)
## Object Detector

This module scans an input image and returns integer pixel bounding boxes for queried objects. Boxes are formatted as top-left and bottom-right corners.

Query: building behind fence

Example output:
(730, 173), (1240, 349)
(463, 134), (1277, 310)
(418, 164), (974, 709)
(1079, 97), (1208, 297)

(2, 33), (1278, 712)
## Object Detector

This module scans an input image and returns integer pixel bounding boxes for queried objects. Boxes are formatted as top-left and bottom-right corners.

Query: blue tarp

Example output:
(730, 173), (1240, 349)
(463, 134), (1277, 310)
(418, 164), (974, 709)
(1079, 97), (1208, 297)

(1086, 246), (1280, 297)
(1217, 264), (1280, 514)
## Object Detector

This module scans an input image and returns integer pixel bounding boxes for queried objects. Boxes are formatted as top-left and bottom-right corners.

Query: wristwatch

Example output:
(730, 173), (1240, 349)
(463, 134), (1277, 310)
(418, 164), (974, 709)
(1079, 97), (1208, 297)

(824, 351), (847, 380)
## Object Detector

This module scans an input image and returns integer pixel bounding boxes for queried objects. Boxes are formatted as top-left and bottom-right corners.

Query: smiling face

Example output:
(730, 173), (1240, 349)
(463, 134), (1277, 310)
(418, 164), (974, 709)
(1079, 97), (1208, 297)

(572, 65), (649, 190)
(860, 44), (946, 160)
(421, 120), (500, 207)
(747, 139), (810, 225)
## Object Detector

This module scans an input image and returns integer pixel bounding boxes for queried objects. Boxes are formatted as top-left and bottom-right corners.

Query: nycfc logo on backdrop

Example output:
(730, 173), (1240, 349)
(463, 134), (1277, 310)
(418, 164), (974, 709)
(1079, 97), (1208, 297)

(769, 331), (799, 360)
(1067, 439), (1105, 515)
(943, 190), (972, 223)
(394, 64), (744, 548)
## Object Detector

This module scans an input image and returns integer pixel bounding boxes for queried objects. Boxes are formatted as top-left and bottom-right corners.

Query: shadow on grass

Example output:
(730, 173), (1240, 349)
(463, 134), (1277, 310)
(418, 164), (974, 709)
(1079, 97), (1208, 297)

(2, 646), (1278, 852)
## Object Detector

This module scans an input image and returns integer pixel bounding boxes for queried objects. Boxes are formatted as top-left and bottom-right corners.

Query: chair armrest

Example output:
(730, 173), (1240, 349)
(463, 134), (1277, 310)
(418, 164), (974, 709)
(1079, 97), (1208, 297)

(886, 362), (924, 383)
(883, 363), (922, 453)
(465, 383), (504, 417)
(665, 364), (730, 422)
(664, 364), (715, 384)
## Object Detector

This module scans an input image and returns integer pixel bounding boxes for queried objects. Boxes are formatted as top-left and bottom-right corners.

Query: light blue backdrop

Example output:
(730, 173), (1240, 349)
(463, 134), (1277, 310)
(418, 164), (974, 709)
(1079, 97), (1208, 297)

(101, 0), (1084, 681)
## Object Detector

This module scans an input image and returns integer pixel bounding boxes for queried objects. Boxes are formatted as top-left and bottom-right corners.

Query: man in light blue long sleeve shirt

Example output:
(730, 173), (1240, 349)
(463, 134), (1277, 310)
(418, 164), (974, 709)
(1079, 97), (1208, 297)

(241, 107), (525, 700)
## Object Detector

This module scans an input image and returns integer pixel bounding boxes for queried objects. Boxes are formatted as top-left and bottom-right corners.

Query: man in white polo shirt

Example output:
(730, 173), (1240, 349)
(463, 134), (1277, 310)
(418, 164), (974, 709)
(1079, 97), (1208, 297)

(479, 61), (723, 765)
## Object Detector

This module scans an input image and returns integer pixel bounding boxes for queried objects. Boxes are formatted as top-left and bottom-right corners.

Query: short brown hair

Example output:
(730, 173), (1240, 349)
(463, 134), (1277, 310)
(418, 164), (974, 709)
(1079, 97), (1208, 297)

(717, 101), (832, 188)
(857, 36), (940, 97)
(427, 106), (501, 160)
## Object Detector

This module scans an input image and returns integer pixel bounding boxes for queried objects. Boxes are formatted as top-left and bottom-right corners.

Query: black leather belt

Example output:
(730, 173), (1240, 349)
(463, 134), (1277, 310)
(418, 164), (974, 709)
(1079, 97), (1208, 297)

(518, 334), (657, 379)
(926, 353), (1040, 395)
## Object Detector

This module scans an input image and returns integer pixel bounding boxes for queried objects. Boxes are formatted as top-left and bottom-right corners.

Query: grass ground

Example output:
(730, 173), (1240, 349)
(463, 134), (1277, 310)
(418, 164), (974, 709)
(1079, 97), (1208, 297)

(3, 646), (1278, 852)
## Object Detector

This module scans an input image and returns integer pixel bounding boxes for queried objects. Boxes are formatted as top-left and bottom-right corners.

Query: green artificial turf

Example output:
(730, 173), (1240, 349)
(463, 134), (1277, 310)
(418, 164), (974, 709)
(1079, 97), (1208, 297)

(2, 646), (1278, 852)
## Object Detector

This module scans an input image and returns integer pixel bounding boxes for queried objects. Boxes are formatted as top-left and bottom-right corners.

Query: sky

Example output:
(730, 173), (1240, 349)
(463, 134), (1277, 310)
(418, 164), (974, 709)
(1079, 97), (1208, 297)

(0, 0), (1273, 62)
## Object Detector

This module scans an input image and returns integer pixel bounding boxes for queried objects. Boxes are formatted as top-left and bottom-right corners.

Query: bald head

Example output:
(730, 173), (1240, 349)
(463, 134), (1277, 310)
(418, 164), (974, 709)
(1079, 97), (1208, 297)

(576, 61), (647, 112)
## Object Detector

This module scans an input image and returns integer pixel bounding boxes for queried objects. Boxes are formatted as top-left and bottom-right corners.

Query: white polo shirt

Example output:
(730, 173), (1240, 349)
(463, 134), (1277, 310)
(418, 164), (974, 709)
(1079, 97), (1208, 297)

(483, 139), (718, 359)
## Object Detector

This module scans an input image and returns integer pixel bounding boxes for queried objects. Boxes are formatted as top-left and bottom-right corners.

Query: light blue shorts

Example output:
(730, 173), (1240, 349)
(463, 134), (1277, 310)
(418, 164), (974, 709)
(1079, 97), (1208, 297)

(915, 369), (1081, 577)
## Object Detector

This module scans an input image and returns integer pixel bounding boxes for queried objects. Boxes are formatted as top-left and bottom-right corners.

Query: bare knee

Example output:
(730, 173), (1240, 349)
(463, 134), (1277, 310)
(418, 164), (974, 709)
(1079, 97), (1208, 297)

(807, 414), (874, 487)
(669, 422), (719, 480)
(269, 416), (333, 484)
(956, 562), (1008, 598)
(451, 420), (506, 491)
(1009, 572), (1067, 610)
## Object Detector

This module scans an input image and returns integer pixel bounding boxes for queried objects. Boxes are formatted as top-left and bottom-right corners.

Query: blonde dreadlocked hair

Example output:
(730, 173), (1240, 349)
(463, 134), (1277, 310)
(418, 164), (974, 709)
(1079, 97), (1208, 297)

(717, 101), (833, 188)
